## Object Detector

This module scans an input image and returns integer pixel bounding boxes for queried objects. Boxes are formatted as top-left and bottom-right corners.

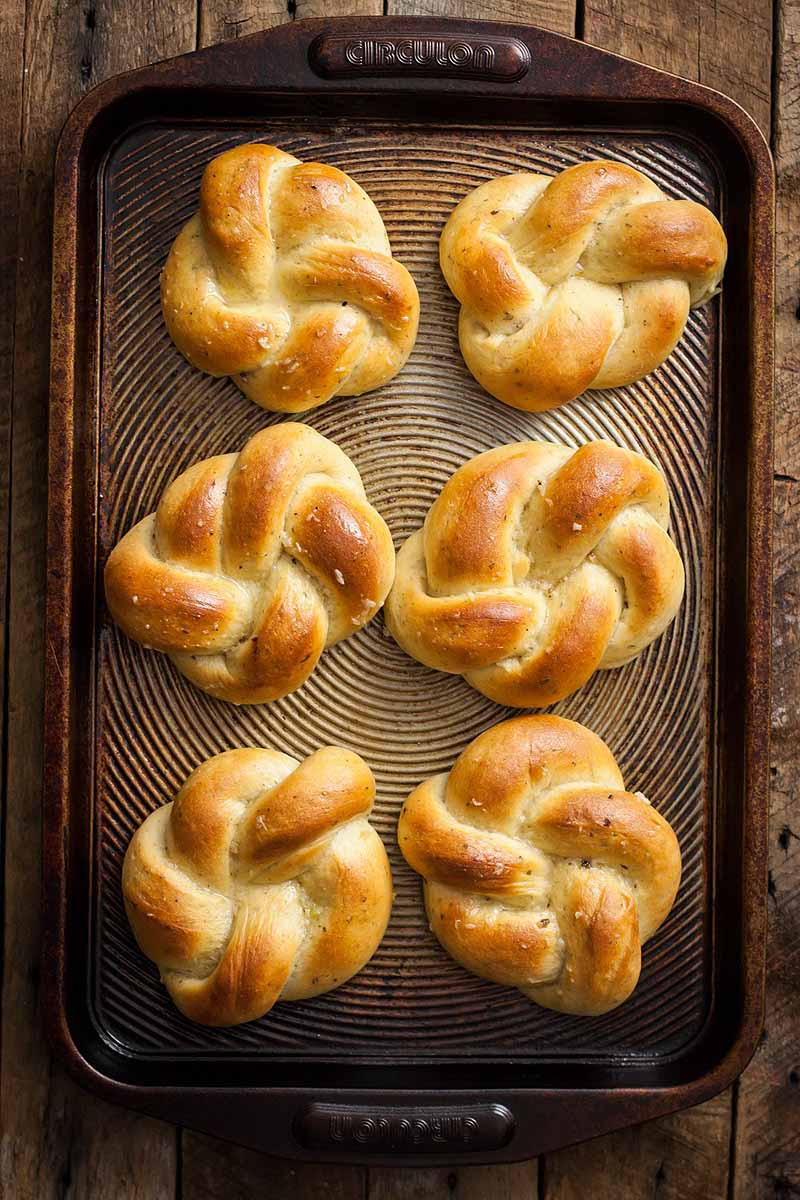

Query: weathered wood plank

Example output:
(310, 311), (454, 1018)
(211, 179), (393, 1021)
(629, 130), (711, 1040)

(385, 0), (575, 37)
(732, 0), (800, 1192)
(0, 2), (194, 1197)
(367, 1163), (537, 1198)
(0, 0), (25, 937)
(543, 1), (774, 1195)
(180, 1133), (366, 1200)
(199, 0), (286, 46)
(543, 1094), (732, 1199)
(297, 0), (383, 18)
(583, 0), (772, 135)
(201, 0), (383, 43)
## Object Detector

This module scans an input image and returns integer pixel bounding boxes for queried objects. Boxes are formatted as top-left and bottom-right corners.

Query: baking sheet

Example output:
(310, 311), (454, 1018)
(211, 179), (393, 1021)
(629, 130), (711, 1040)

(94, 120), (718, 1063)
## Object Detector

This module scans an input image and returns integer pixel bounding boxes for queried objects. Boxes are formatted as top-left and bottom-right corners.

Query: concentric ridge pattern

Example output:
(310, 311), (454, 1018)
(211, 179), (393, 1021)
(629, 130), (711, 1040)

(94, 122), (719, 1061)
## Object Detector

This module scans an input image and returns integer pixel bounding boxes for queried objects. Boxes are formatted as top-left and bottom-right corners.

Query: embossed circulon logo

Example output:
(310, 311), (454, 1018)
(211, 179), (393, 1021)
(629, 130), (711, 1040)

(310, 34), (531, 82)
(329, 1113), (479, 1147)
(295, 1102), (514, 1153)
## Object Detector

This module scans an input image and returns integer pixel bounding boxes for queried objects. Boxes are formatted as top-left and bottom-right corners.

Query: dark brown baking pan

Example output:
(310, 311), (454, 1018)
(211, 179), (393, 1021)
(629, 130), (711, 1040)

(45, 16), (774, 1165)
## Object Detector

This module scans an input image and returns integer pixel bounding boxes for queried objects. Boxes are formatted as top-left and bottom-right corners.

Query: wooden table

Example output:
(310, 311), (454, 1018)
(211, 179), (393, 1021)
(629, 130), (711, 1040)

(2, 0), (795, 1196)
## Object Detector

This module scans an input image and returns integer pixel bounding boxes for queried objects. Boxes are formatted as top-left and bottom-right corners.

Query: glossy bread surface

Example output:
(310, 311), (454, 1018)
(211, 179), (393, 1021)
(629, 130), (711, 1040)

(440, 160), (726, 411)
(162, 142), (419, 412)
(123, 746), (393, 1026)
(398, 715), (681, 1015)
(385, 439), (685, 707)
(104, 422), (396, 703)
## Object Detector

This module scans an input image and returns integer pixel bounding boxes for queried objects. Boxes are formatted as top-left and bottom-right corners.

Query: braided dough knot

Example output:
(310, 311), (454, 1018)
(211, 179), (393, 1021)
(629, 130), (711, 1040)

(162, 143), (420, 412)
(440, 159), (727, 411)
(385, 439), (685, 707)
(123, 747), (392, 1026)
(105, 423), (395, 704)
(398, 716), (681, 1015)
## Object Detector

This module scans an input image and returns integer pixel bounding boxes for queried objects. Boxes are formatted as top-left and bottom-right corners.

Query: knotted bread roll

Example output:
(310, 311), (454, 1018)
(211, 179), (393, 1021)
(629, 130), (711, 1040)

(104, 423), (395, 704)
(440, 159), (726, 411)
(161, 143), (419, 413)
(398, 715), (681, 1015)
(123, 746), (392, 1026)
(385, 439), (684, 707)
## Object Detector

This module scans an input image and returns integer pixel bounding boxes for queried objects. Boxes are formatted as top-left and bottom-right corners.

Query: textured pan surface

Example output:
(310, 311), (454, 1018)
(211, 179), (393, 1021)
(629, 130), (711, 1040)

(95, 120), (718, 1061)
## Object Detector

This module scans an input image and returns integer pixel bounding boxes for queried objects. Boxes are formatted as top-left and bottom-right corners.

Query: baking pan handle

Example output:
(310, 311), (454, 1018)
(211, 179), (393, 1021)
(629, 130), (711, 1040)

(70, 16), (781, 131)
(133, 17), (619, 98)
(308, 28), (531, 83)
(294, 1101), (515, 1155)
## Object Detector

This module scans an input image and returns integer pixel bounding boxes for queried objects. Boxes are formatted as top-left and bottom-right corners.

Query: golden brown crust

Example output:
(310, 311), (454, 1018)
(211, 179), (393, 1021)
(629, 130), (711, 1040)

(385, 439), (684, 707)
(397, 716), (681, 1015)
(439, 160), (727, 412)
(161, 143), (419, 413)
(104, 423), (395, 704)
(122, 746), (393, 1027)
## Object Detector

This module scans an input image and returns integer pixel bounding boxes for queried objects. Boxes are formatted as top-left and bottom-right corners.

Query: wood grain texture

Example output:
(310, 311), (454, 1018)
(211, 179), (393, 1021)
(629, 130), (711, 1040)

(732, 0), (800, 1192)
(386, 0), (575, 37)
(199, 0), (287, 45)
(180, 1134), (367, 1200)
(0, 2), (194, 1197)
(583, 0), (773, 134)
(543, 1095), (732, 1199)
(297, 0), (382, 17)
(0, 0), (24, 1005)
(200, 0), (382, 43)
(367, 1164), (537, 1198)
